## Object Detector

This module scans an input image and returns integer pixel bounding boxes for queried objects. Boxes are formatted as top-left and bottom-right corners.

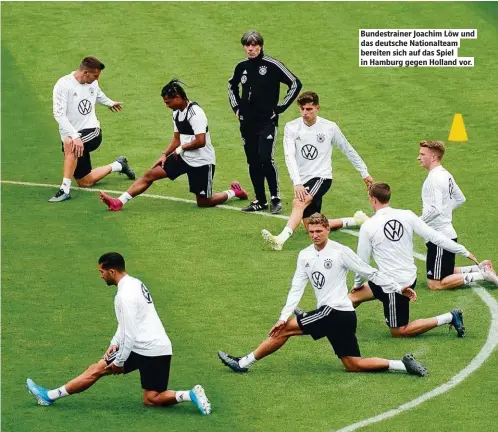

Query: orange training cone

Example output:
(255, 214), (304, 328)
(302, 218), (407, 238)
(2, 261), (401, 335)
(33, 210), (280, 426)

(448, 114), (468, 142)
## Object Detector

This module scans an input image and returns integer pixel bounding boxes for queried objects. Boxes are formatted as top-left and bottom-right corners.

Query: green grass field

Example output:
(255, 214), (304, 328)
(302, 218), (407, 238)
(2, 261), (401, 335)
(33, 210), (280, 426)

(2, 2), (498, 431)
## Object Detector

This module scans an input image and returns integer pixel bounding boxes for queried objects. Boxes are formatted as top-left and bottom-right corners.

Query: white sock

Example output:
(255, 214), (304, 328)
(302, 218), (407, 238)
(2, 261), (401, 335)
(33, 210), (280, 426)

(118, 192), (133, 205)
(463, 272), (484, 284)
(225, 189), (236, 199)
(47, 386), (69, 400)
(340, 217), (357, 228)
(276, 226), (294, 244)
(459, 265), (479, 273)
(436, 312), (453, 326)
(175, 390), (191, 403)
(109, 161), (122, 173)
(239, 352), (257, 369)
(61, 178), (71, 194)
(388, 360), (407, 372)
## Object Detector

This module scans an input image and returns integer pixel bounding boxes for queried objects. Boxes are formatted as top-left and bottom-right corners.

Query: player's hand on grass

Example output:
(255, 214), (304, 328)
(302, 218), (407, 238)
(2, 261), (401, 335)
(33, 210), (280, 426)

(401, 287), (417, 302)
(269, 320), (286, 337)
(235, 109), (240, 120)
(363, 176), (374, 187)
(109, 102), (123, 112)
(71, 137), (84, 158)
(106, 362), (124, 375)
(294, 184), (309, 202)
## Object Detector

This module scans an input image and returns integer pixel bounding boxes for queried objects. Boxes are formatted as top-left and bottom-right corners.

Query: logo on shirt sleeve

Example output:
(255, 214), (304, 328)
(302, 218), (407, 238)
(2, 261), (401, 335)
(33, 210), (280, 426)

(449, 178), (455, 199)
(141, 283), (153, 304)
(383, 220), (404, 241)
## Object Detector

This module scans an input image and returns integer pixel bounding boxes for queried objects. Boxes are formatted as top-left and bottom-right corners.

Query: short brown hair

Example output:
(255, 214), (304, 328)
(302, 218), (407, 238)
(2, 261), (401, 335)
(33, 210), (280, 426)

(368, 182), (391, 204)
(297, 91), (319, 106)
(307, 212), (329, 229)
(79, 56), (105, 71)
(419, 140), (445, 160)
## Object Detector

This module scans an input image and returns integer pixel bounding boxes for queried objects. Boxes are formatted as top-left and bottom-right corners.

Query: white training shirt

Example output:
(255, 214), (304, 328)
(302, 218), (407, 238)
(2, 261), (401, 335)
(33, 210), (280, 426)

(354, 207), (470, 288)
(53, 72), (114, 140)
(172, 103), (216, 167)
(283, 116), (370, 186)
(110, 275), (172, 367)
(278, 240), (404, 322)
(421, 165), (466, 238)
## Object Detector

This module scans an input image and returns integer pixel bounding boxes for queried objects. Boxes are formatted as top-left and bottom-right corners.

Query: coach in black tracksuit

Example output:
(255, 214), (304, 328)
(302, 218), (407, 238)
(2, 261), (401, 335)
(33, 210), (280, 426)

(228, 30), (302, 214)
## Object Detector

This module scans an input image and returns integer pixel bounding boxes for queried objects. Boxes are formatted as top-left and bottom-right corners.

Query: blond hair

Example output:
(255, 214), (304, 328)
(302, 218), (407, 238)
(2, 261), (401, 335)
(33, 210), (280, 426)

(307, 213), (329, 229)
(419, 140), (445, 160)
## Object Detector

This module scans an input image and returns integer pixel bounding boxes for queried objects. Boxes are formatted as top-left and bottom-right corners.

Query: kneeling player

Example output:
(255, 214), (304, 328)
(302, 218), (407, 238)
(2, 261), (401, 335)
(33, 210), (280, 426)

(348, 182), (486, 338)
(261, 91), (372, 251)
(100, 79), (247, 211)
(26, 252), (211, 415)
(219, 213), (427, 377)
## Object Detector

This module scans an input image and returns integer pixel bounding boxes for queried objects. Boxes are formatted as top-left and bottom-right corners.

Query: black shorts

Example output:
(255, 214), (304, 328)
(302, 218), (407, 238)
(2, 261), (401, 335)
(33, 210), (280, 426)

(369, 280), (416, 328)
(105, 351), (172, 392)
(60, 128), (102, 179)
(297, 306), (361, 358)
(426, 238), (457, 280)
(302, 178), (332, 218)
(162, 155), (215, 198)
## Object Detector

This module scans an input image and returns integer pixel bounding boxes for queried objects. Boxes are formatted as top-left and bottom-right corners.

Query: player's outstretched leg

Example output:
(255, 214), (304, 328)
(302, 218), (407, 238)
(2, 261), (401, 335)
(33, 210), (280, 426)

(217, 352), (249, 373)
(449, 308), (465, 337)
(261, 229), (283, 251)
(116, 156), (136, 180)
(402, 354), (428, 377)
(230, 182), (248, 200)
(99, 192), (124, 211)
(26, 379), (54, 406)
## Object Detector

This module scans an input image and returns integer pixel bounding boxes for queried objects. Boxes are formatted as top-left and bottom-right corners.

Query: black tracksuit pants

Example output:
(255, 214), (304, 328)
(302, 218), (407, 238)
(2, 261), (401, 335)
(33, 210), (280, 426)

(240, 120), (279, 204)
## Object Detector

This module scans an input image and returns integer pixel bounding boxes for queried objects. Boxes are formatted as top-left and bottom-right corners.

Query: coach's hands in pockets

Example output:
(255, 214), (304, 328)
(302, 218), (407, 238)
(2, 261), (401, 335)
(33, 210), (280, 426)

(401, 287), (417, 302)
(269, 320), (286, 337)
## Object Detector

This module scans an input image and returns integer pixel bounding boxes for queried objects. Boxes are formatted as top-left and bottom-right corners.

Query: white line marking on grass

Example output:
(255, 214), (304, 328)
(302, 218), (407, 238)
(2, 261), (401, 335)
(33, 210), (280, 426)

(3, 179), (498, 430)
(335, 285), (498, 432)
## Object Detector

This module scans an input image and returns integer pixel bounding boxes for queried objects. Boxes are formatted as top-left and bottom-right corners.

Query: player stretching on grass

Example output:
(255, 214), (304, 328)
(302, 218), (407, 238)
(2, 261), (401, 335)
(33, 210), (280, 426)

(261, 92), (372, 251)
(219, 213), (427, 377)
(417, 140), (498, 289)
(26, 252), (211, 415)
(100, 79), (247, 211)
(50, 56), (135, 202)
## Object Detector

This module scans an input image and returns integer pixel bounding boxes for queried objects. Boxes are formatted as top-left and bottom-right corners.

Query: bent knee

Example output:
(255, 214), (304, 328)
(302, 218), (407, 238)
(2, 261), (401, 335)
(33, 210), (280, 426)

(76, 179), (94, 188)
(143, 397), (156, 407)
(427, 280), (442, 291)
